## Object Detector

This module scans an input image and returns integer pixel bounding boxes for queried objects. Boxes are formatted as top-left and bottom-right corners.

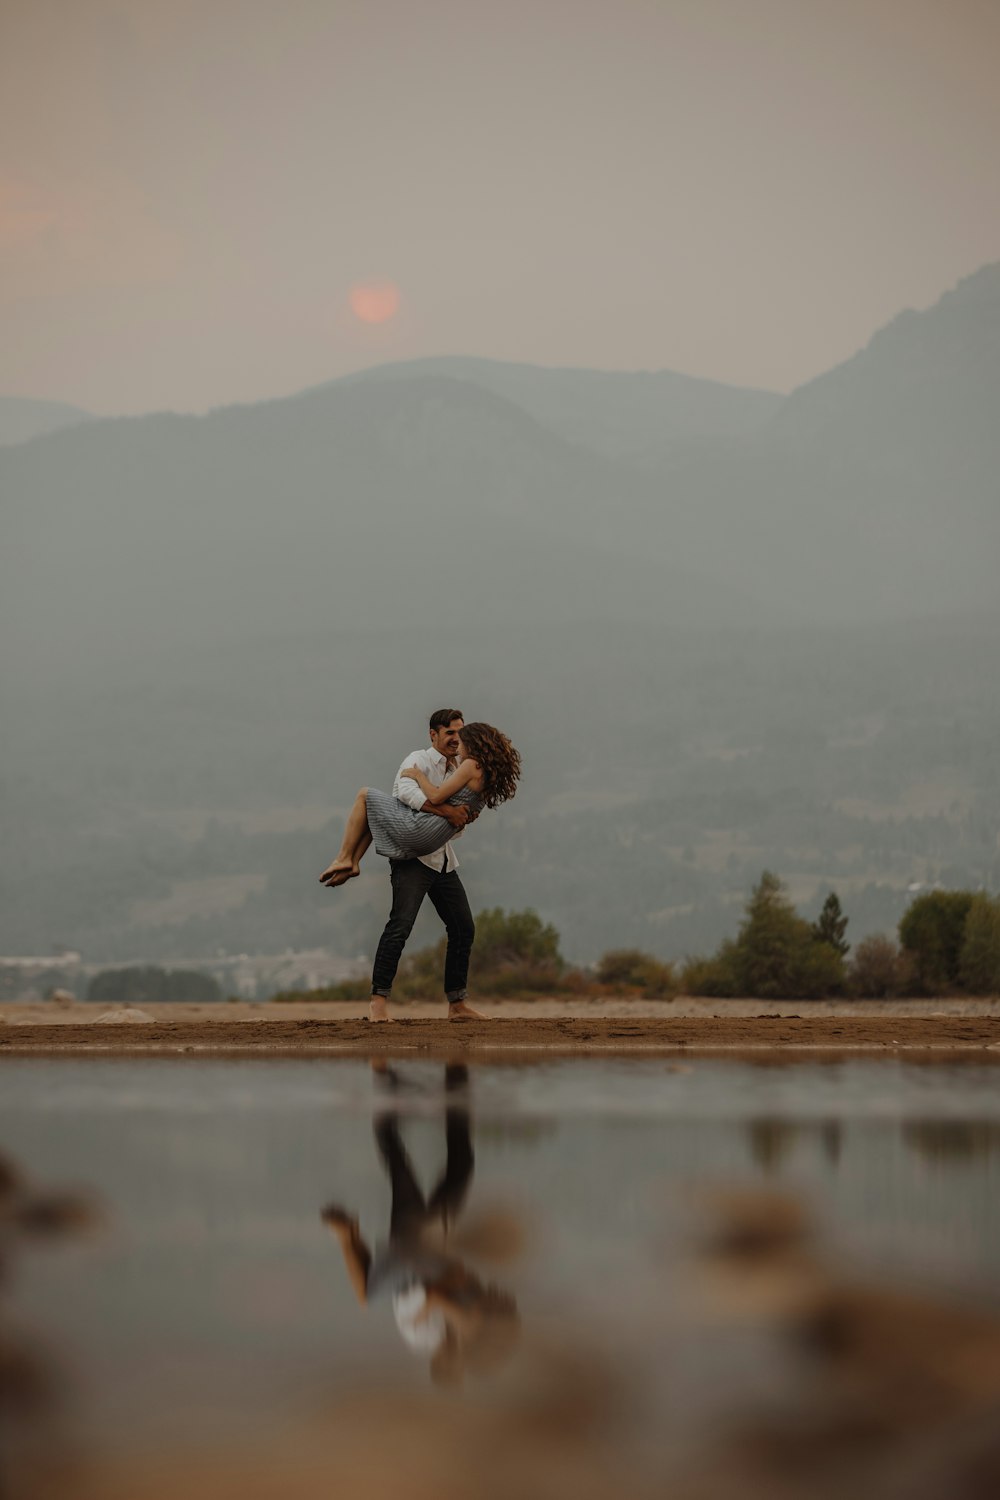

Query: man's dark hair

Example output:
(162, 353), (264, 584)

(429, 708), (464, 733)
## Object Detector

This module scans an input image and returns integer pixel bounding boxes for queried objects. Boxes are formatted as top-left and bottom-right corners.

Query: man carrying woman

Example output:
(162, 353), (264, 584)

(319, 709), (521, 1023)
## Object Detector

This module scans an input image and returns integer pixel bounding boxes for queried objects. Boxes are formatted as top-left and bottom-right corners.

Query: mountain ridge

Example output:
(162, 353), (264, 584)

(3, 260), (998, 687)
(0, 394), (92, 448)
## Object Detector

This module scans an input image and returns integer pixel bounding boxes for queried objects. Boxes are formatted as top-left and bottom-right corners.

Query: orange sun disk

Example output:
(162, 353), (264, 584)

(349, 280), (400, 325)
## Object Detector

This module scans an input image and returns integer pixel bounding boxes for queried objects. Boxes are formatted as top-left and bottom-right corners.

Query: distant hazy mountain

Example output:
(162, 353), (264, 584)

(769, 261), (1000, 499)
(341, 355), (783, 463)
(3, 265), (999, 698)
(631, 262), (1000, 619)
(0, 395), (91, 447)
(0, 373), (749, 685)
(3, 268), (1000, 966)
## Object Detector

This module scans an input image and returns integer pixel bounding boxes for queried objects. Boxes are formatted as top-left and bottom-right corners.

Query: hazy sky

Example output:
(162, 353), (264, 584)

(2, 0), (998, 415)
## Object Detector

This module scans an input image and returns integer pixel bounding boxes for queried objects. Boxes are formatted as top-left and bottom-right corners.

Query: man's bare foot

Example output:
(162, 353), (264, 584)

(448, 1001), (484, 1021)
(368, 996), (391, 1023)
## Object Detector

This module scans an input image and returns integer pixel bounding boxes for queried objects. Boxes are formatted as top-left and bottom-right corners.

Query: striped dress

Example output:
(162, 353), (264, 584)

(366, 786), (484, 861)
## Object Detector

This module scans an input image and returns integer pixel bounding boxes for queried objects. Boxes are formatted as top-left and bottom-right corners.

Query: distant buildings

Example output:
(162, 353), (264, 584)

(0, 949), (364, 1002)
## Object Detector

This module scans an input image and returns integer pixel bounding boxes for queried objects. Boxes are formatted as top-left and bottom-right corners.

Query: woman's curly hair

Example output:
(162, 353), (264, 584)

(459, 722), (521, 809)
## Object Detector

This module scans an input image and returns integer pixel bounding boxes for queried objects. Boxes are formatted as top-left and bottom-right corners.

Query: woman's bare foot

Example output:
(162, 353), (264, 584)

(320, 1203), (357, 1233)
(319, 861), (359, 887)
(369, 996), (390, 1023)
(448, 1001), (484, 1021)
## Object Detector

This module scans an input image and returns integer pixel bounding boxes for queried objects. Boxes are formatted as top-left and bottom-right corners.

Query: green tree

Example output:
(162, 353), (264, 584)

(958, 893), (1000, 995)
(472, 908), (563, 973)
(730, 871), (846, 999)
(682, 874), (845, 999)
(898, 890), (975, 992)
(811, 892), (849, 957)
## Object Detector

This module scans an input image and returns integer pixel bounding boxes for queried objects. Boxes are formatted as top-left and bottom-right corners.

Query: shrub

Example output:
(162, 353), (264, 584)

(595, 949), (678, 998)
(899, 890), (976, 993)
(557, 967), (593, 996)
(958, 894), (1000, 995)
(776, 939), (847, 1000)
(397, 907), (565, 999)
(393, 941), (445, 999)
(681, 945), (740, 997)
(849, 934), (915, 998)
(479, 960), (565, 997)
(272, 977), (369, 1003)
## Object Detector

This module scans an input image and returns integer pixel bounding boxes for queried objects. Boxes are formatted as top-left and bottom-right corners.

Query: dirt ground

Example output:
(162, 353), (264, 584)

(2, 996), (999, 1057)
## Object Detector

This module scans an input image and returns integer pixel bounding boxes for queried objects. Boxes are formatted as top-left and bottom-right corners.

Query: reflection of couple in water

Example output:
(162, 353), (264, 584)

(319, 710), (521, 1024)
(322, 1064), (519, 1386)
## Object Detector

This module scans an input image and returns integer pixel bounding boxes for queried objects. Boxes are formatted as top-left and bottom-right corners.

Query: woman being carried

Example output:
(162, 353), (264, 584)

(318, 722), (521, 888)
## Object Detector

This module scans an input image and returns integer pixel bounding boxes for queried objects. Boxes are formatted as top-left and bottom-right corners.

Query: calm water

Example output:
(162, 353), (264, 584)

(2, 1056), (1000, 1492)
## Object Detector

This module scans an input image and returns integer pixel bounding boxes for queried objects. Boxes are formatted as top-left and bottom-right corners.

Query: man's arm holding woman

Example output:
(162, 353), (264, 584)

(394, 754), (470, 827)
(400, 760), (478, 806)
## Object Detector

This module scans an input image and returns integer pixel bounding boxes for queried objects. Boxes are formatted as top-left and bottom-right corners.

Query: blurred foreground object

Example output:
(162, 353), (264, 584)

(688, 1185), (1000, 1498)
(1, 1149), (102, 1498)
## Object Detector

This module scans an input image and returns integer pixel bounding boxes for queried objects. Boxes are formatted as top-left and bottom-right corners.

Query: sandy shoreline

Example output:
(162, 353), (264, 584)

(2, 998), (999, 1057)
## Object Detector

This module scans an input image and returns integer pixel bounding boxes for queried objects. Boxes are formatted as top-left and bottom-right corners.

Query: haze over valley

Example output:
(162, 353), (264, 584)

(3, 264), (998, 986)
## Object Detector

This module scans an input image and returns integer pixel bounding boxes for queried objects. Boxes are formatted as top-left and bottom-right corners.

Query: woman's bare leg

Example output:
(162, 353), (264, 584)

(319, 789), (372, 887)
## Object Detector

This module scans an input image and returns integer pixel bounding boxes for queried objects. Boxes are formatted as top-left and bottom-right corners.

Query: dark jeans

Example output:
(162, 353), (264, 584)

(371, 859), (475, 1001)
(375, 1066), (474, 1241)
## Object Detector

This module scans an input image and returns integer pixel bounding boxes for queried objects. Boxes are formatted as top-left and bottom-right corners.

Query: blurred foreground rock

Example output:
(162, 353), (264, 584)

(686, 1186), (1000, 1499)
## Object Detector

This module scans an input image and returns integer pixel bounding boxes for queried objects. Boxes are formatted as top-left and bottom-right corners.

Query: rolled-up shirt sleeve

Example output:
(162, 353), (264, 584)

(392, 753), (430, 811)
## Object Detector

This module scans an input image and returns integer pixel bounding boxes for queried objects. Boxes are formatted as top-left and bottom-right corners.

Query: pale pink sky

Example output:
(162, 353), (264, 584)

(2, 0), (998, 414)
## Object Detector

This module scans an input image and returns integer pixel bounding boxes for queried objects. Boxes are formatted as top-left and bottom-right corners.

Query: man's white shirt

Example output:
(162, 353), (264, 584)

(393, 747), (462, 872)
